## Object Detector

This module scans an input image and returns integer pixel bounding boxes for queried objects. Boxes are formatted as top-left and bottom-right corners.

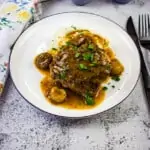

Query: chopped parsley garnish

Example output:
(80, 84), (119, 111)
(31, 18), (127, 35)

(66, 41), (71, 46)
(102, 86), (108, 91)
(112, 85), (115, 88)
(82, 53), (94, 61)
(52, 48), (57, 51)
(59, 71), (66, 79)
(89, 61), (97, 67)
(71, 25), (77, 30)
(93, 61), (97, 64)
(88, 44), (94, 50)
(112, 76), (120, 81)
(79, 64), (88, 70)
(90, 63), (97, 67)
(78, 30), (84, 35)
(103, 40), (109, 48)
(75, 52), (80, 58)
(105, 64), (111, 70)
(85, 93), (95, 105)
(73, 46), (78, 51)
(90, 54), (94, 61)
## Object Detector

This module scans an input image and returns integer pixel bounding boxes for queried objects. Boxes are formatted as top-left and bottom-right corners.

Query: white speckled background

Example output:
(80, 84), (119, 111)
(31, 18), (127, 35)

(0, 0), (150, 150)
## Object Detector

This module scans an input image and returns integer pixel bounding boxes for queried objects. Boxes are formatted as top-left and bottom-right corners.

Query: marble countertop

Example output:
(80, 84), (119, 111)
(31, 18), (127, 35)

(0, 0), (150, 150)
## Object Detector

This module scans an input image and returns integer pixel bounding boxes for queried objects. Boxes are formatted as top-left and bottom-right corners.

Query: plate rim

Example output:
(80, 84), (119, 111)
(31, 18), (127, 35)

(9, 11), (141, 118)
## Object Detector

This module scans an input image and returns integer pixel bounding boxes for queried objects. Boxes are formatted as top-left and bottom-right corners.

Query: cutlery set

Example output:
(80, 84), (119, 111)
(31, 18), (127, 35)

(127, 15), (150, 102)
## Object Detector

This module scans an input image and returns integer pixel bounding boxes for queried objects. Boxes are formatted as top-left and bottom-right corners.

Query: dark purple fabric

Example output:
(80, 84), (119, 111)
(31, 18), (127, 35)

(114, 0), (131, 4)
(72, 0), (91, 6)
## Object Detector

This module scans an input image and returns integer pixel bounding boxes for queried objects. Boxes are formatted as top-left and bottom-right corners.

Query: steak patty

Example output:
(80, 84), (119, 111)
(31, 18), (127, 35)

(50, 33), (111, 98)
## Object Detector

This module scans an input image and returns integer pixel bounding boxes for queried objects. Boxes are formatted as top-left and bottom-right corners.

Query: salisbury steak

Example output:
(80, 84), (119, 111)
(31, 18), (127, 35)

(50, 33), (112, 98)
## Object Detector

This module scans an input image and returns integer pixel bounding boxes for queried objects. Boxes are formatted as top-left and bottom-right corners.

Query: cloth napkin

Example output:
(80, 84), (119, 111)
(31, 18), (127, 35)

(0, 0), (42, 96)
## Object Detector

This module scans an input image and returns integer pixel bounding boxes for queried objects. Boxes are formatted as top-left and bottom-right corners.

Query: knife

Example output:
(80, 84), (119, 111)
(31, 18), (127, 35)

(126, 16), (150, 102)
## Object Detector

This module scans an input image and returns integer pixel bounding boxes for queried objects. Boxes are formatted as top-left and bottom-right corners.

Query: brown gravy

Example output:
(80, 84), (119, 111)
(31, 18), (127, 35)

(38, 69), (106, 109)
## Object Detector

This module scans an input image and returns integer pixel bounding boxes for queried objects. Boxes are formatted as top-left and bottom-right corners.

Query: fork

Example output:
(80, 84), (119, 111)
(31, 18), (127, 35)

(139, 14), (150, 46)
(138, 14), (150, 88)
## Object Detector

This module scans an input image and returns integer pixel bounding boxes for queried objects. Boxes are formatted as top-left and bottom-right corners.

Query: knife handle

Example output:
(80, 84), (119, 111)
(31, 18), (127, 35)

(142, 64), (150, 89)
(145, 73), (150, 89)
(134, 39), (150, 89)
(148, 76), (150, 89)
(141, 44), (150, 89)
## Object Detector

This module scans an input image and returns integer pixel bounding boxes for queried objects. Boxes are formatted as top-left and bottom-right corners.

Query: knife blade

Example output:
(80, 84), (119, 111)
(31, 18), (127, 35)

(127, 17), (143, 58)
(126, 16), (150, 101)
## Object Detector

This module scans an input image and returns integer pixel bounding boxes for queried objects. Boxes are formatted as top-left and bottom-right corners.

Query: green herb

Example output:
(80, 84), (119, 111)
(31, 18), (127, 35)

(52, 48), (57, 51)
(90, 54), (94, 61)
(103, 41), (109, 48)
(88, 44), (94, 50)
(93, 61), (97, 64)
(85, 93), (95, 105)
(102, 86), (108, 91)
(105, 64), (111, 70)
(75, 52), (80, 58)
(71, 25), (77, 30)
(89, 61), (97, 67)
(112, 85), (115, 88)
(89, 63), (97, 67)
(112, 76), (120, 81)
(79, 64), (88, 70)
(78, 30), (84, 34)
(66, 41), (71, 46)
(82, 53), (94, 61)
(59, 71), (66, 79)
(73, 46), (78, 51)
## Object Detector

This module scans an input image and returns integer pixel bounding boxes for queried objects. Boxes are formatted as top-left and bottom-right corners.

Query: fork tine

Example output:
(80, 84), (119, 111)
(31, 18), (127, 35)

(148, 14), (150, 36)
(142, 14), (145, 37)
(145, 14), (148, 37)
(138, 15), (141, 38)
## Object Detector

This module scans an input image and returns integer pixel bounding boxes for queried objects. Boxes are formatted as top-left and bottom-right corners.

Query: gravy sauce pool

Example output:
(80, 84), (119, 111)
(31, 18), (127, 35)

(39, 71), (106, 109)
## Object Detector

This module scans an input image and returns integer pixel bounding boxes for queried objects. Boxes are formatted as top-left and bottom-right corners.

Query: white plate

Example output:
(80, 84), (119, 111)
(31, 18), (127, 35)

(10, 12), (140, 118)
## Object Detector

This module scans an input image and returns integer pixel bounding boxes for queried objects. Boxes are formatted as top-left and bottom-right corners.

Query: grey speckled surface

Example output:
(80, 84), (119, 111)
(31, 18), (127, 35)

(0, 0), (150, 150)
